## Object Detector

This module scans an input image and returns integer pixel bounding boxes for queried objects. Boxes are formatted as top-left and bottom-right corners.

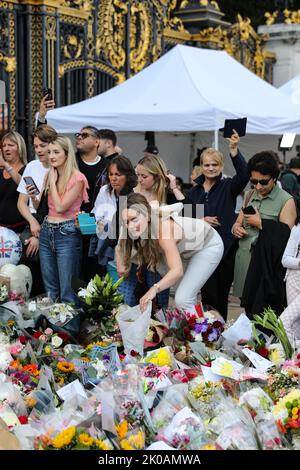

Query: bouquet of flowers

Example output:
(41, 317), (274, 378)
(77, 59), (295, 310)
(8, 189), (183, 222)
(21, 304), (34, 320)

(252, 307), (294, 360)
(34, 425), (113, 450)
(162, 407), (209, 450)
(77, 274), (124, 315)
(115, 421), (145, 450)
(186, 311), (225, 346)
(188, 378), (223, 419)
(273, 389), (300, 435)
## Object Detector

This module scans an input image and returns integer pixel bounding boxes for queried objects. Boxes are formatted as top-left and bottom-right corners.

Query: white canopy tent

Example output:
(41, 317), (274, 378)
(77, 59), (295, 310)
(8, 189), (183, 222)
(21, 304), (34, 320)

(279, 75), (300, 106)
(47, 44), (300, 135)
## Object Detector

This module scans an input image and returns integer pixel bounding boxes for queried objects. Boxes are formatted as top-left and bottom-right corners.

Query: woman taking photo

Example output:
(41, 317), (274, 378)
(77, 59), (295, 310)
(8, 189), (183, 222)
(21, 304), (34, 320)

(90, 155), (137, 280)
(232, 151), (296, 300)
(0, 131), (27, 233)
(39, 136), (89, 304)
(117, 193), (224, 313)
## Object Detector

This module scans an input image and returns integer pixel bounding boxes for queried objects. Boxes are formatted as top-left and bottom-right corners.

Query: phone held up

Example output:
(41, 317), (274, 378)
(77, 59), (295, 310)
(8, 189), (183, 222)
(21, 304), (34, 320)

(242, 205), (256, 215)
(23, 176), (40, 195)
(43, 87), (53, 101)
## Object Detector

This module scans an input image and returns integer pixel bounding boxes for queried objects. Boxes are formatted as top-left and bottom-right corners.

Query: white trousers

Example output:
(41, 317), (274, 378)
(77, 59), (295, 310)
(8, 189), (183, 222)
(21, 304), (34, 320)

(175, 230), (224, 313)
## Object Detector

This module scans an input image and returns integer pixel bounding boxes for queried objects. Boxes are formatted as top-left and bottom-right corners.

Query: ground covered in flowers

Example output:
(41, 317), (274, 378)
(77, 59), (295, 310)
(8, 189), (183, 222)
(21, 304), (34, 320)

(0, 275), (300, 451)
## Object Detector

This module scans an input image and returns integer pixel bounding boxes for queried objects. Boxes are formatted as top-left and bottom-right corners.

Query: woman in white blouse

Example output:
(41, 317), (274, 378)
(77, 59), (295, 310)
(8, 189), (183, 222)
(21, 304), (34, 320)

(280, 220), (300, 342)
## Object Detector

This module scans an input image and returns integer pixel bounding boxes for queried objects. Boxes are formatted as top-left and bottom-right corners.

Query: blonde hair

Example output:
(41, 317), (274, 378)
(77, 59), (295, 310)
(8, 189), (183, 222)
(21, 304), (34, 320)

(2, 131), (27, 164)
(200, 148), (224, 168)
(119, 193), (160, 272)
(136, 154), (168, 205)
(45, 136), (78, 195)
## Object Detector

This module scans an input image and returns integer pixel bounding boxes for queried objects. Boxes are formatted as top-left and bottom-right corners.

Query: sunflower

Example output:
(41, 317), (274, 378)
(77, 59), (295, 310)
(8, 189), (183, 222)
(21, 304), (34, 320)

(95, 439), (113, 450)
(55, 376), (65, 386)
(120, 440), (134, 450)
(78, 433), (94, 447)
(80, 356), (90, 362)
(86, 341), (110, 351)
(52, 435), (66, 449)
(57, 361), (75, 373)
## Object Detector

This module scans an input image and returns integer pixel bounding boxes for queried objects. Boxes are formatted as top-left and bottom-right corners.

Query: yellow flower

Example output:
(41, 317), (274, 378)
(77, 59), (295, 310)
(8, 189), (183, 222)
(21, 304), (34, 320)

(52, 435), (65, 449)
(25, 397), (37, 408)
(95, 439), (113, 450)
(201, 444), (217, 450)
(145, 348), (173, 367)
(273, 390), (300, 417)
(86, 341), (110, 351)
(78, 433), (94, 447)
(126, 431), (145, 450)
(269, 348), (282, 366)
(116, 421), (128, 440)
(120, 440), (135, 450)
(7, 320), (15, 327)
(80, 356), (90, 362)
(55, 376), (65, 386)
(62, 426), (76, 445)
(292, 407), (299, 415)
(57, 361), (75, 373)
(44, 345), (52, 355)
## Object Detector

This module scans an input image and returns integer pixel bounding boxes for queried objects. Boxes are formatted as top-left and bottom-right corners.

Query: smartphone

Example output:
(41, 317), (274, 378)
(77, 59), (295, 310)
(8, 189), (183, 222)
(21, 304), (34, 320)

(23, 176), (40, 195)
(43, 87), (53, 101)
(242, 205), (256, 215)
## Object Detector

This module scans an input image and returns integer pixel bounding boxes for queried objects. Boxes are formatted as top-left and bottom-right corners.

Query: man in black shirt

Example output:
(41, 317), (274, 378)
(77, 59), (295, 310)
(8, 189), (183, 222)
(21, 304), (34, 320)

(75, 126), (103, 213)
(91, 129), (120, 207)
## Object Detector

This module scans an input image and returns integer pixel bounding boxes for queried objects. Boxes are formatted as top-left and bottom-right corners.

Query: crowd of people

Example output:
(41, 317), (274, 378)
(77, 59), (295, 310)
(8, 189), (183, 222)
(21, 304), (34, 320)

(1, 94), (300, 340)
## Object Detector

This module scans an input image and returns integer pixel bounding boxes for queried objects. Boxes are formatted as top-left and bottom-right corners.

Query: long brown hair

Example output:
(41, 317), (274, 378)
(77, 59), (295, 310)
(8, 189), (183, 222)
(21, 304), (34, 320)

(136, 154), (168, 205)
(118, 193), (161, 272)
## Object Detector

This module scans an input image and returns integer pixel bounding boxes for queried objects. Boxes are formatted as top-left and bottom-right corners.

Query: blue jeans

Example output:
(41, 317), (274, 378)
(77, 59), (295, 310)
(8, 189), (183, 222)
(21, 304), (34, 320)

(39, 219), (82, 304)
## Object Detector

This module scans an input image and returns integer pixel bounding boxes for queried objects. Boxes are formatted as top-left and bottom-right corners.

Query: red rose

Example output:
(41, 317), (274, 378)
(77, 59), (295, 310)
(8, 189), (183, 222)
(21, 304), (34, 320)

(18, 416), (28, 425)
(257, 346), (269, 358)
(19, 336), (27, 345)
(130, 350), (139, 357)
(57, 332), (69, 342)
(33, 331), (43, 339)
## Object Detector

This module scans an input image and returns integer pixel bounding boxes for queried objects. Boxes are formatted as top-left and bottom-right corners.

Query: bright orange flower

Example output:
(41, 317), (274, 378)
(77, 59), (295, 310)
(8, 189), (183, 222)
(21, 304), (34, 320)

(9, 360), (19, 369)
(23, 364), (39, 374)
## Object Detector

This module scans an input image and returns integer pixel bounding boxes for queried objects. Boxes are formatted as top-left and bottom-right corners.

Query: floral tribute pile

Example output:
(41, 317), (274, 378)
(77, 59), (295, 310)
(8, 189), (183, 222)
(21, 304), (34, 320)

(0, 274), (300, 451)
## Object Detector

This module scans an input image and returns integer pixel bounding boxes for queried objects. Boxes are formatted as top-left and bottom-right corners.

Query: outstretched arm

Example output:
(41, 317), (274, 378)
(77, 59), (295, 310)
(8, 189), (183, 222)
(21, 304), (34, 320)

(139, 220), (183, 311)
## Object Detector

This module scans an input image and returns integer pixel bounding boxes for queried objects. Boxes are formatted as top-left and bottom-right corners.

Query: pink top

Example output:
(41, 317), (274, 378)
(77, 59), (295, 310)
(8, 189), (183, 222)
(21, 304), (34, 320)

(48, 171), (89, 220)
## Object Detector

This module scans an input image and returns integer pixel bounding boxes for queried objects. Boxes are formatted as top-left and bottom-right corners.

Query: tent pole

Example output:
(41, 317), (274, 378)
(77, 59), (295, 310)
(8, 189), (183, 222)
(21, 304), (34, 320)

(214, 128), (219, 150)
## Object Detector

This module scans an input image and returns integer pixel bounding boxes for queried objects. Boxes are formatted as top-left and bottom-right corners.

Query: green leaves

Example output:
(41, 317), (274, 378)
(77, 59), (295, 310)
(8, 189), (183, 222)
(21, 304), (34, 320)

(81, 274), (124, 316)
(252, 307), (294, 360)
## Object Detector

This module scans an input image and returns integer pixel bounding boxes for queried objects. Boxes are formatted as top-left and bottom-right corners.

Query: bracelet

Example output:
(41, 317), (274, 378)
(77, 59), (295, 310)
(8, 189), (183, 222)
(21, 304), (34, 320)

(170, 186), (177, 191)
(153, 283), (161, 293)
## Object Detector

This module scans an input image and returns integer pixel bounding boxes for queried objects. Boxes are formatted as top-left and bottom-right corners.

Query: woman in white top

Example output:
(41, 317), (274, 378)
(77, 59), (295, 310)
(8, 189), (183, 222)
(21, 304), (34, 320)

(117, 193), (224, 313)
(280, 218), (300, 342)
(90, 156), (137, 280)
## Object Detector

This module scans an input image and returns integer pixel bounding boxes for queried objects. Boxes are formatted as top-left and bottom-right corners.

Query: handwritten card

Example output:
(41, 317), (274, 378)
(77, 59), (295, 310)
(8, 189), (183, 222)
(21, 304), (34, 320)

(242, 348), (274, 372)
(56, 379), (87, 401)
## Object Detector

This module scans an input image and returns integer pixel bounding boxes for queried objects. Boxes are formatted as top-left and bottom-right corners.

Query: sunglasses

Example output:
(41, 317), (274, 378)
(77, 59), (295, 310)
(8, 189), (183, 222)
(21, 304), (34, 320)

(250, 177), (272, 187)
(74, 132), (97, 139)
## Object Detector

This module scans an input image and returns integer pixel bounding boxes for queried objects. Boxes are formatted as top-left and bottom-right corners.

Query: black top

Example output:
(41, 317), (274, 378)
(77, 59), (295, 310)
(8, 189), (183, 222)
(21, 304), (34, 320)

(0, 167), (26, 231)
(186, 150), (249, 253)
(76, 155), (105, 213)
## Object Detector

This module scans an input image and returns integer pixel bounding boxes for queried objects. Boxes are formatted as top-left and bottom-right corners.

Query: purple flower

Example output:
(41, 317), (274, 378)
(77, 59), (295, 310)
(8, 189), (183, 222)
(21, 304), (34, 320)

(194, 319), (208, 334)
(208, 329), (219, 342)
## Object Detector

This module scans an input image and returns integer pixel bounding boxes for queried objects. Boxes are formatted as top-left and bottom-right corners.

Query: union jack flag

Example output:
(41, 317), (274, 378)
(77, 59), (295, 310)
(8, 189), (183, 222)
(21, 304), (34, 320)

(0, 236), (21, 258)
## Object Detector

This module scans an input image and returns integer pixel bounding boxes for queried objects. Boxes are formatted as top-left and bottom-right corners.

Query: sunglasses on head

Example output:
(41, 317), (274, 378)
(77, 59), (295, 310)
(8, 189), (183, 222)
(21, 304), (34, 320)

(75, 132), (97, 139)
(250, 177), (272, 187)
